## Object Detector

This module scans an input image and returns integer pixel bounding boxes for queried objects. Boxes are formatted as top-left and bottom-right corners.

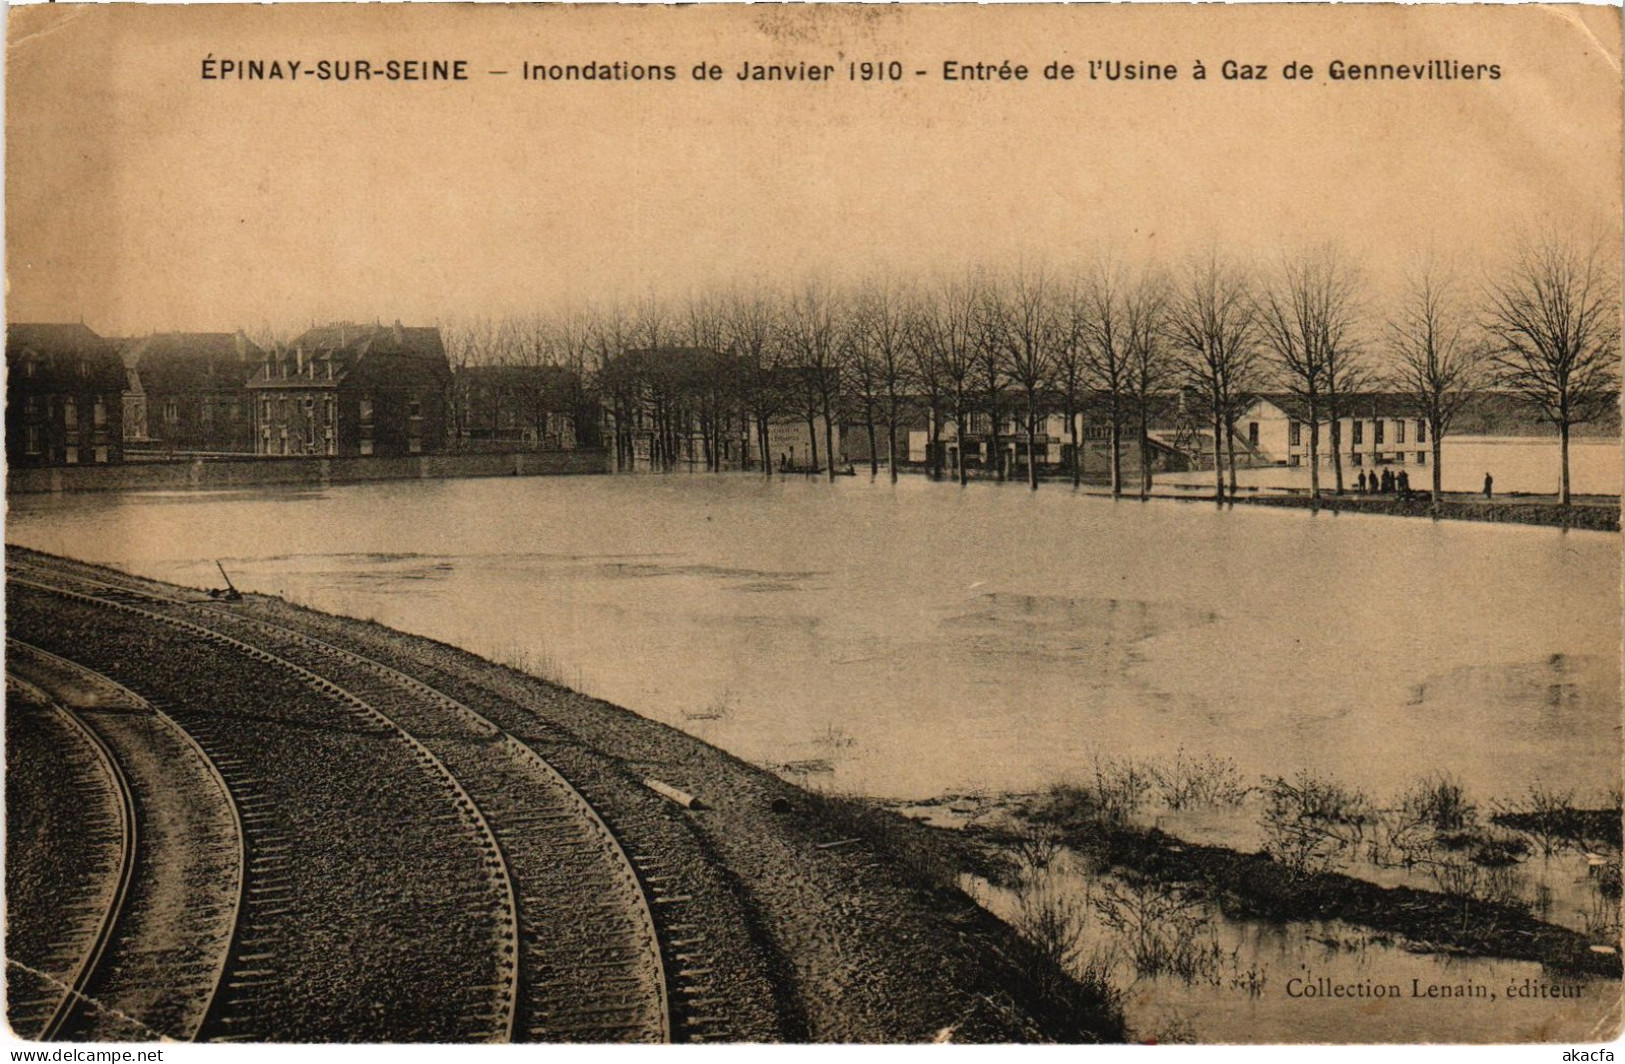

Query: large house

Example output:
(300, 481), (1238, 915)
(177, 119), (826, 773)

(121, 331), (263, 454)
(247, 323), (451, 457)
(6, 323), (126, 466)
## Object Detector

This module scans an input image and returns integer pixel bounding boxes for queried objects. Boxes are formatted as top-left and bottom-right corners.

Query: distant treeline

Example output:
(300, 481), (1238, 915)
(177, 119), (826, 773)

(437, 232), (1619, 504)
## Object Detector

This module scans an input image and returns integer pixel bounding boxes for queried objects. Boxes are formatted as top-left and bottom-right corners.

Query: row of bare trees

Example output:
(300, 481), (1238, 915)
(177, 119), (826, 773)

(438, 231), (1619, 504)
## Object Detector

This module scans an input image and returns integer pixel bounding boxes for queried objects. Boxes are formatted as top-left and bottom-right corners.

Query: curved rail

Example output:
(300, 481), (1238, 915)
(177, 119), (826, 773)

(9, 639), (248, 1043)
(5, 672), (137, 1043)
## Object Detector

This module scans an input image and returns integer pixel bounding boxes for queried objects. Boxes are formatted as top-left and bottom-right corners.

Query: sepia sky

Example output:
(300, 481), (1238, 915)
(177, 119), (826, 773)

(6, 3), (1621, 337)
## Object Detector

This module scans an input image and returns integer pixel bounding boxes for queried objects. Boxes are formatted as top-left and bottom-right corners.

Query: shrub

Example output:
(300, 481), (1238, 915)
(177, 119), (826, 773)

(1402, 773), (1477, 833)
(1259, 771), (1372, 876)
(1148, 747), (1250, 811)
(1091, 874), (1221, 984)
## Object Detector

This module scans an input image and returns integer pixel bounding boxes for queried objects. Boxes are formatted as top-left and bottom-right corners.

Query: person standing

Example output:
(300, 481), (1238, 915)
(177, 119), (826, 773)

(1357, 469), (1368, 493)
(1484, 472), (1494, 499)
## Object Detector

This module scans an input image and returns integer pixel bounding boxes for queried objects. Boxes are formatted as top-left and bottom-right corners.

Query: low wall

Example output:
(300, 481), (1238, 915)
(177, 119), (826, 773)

(6, 449), (609, 495)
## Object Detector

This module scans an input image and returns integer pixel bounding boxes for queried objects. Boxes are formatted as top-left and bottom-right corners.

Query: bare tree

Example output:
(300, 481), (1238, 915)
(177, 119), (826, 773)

(780, 281), (845, 481)
(1081, 261), (1132, 498)
(920, 278), (980, 486)
(1387, 261), (1487, 509)
(970, 272), (1011, 483)
(851, 277), (914, 482)
(1483, 232), (1622, 505)
(1314, 250), (1370, 496)
(1167, 254), (1261, 506)
(1053, 276), (1093, 489)
(724, 286), (785, 476)
(989, 266), (1060, 491)
(1121, 268), (1174, 501)
(1256, 248), (1360, 508)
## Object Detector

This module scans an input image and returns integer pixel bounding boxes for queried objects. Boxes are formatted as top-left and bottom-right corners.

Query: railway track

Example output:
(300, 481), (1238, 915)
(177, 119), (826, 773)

(7, 557), (675, 1042)
(6, 641), (243, 1042)
(4, 673), (135, 1040)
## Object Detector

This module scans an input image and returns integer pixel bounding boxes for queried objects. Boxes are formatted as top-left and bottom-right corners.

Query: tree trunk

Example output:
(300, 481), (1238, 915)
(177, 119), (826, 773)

(823, 397), (837, 483)
(955, 405), (967, 486)
(1225, 415), (1239, 500)
(1138, 403), (1151, 501)
(990, 397), (1003, 483)
(1431, 427), (1443, 515)
(866, 413), (878, 479)
(1307, 406), (1322, 510)
(1212, 407), (1225, 506)
(806, 414), (819, 474)
(1109, 407), (1122, 498)
(1559, 418), (1572, 506)
(1069, 401), (1081, 489)
(1330, 415), (1345, 495)
(1027, 398), (1040, 491)
(887, 414), (899, 484)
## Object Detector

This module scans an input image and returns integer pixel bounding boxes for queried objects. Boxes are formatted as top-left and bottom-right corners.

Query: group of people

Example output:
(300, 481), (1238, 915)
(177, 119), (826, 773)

(1357, 467), (1412, 497)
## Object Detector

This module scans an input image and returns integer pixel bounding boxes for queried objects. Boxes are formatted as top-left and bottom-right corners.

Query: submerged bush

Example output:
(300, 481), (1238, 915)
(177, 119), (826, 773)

(1259, 771), (1373, 876)
(1091, 874), (1221, 984)
(1148, 747), (1250, 811)
(1402, 773), (1477, 833)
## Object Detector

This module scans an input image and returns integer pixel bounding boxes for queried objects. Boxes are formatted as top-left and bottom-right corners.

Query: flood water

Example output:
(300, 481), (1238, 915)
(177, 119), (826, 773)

(6, 473), (1620, 808)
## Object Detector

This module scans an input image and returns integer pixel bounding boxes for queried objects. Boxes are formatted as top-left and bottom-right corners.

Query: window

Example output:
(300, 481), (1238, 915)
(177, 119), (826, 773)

(1352, 420), (1363, 445)
(1395, 420), (1406, 444)
(94, 446), (108, 464)
(325, 397), (336, 425)
(163, 401), (179, 425)
(93, 400), (106, 427)
(1417, 420), (1427, 444)
(359, 397), (374, 423)
(65, 445), (79, 465)
(1247, 422), (1259, 446)
(1288, 421), (1301, 446)
(360, 438), (374, 456)
(23, 396), (38, 417)
(25, 425), (40, 455)
(1351, 453), (1363, 467)
(1417, 451), (1427, 465)
(64, 400), (78, 429)
(1373, 419), (1384, 445)
(409, 434), (422, 454)
(408, 398), (422, 419)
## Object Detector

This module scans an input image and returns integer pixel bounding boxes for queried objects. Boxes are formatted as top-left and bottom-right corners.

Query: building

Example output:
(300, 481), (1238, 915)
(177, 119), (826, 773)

(247, 322), (451, 457)
(1239, 395), (1435, 470)
(120, 331), (263, 454)
(454, 363), (580, 450)
(6, 323), (125, 466)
